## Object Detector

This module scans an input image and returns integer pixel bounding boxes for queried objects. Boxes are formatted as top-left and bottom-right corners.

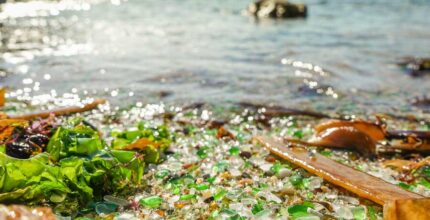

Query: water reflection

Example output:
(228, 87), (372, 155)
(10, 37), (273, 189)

(0, 0), (430, 114)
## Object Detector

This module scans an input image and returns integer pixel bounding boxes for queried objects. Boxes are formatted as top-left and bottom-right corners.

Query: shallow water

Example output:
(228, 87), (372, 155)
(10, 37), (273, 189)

(1, 0), (430, 113)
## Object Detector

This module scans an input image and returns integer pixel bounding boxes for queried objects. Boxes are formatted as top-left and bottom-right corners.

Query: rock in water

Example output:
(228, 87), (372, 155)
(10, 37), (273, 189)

(398, 57), (430, 77)
(248, 0), (307, 19)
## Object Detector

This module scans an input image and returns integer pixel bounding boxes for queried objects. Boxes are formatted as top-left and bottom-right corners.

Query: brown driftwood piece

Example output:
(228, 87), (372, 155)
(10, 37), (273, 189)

(254, 136), (430, 220)
(8, 99), (106, 120)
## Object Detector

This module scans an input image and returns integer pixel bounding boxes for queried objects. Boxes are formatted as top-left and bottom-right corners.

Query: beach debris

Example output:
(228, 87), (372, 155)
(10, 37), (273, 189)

(254, 136), (430, 219)
(385, 130), (430, 153)
(247, 0), (307, 19)
(287, 118), (430, 156)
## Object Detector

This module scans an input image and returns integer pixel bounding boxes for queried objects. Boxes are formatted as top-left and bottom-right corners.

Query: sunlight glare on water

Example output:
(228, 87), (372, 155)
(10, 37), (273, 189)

(1, 0), (430, 114)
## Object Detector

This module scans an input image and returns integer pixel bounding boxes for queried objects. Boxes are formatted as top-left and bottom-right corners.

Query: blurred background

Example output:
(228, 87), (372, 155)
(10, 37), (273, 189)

(0, 0), (429, 113)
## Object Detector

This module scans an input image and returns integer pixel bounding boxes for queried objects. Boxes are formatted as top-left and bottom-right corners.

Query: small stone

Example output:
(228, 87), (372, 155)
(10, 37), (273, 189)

(239, 151), (252, 159)
(278, 168), (291, 178)
(238, 178), (253, 187)
(229, 146), (240, 155)
(259, 163), (273, 172)
(140, 196), (163, 208)
(335, 206), (353, 220)
(104, 195), (129, 207)
(95, 202), (118, 215)
(307, 177), (323, 190)
(265, 155), (277, 163)
(174, 201), (190, 209)
(180, 194), (197, 201)
(209, 201), (218, 211)
(257, 191), (282, 203)
(155, 210), (166, 217)
(195, 184), (209, 191)
(204, 196), (214, 203)
(229, 168), (241, 177)
(155, 169), (170, 179)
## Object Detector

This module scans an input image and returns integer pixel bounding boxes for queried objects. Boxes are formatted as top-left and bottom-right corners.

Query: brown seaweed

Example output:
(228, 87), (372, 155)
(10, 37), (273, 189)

(301, 119), (386, 156)
(0, 119), (29, 143)
(386, 130), (430, 153)
(313, 119), (386, 141)
(306, 119), (430, 155)
(308, 126), (377, 157)
(383, 157), (430, 173)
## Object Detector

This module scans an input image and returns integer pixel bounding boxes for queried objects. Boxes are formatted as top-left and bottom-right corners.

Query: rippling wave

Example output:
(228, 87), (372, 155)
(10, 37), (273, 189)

(1, 0), (430, 113)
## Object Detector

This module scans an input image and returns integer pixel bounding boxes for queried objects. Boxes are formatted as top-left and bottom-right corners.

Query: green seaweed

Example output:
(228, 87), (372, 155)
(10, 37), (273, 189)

(0, 118), (165, 215)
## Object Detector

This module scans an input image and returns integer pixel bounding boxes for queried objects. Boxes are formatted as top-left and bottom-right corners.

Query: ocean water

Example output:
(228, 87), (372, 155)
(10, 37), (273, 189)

(1, 0), (430, 113)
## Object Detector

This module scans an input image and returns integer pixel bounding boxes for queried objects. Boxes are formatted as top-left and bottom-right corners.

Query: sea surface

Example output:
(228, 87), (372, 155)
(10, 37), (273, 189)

(1, 0), (430, 114)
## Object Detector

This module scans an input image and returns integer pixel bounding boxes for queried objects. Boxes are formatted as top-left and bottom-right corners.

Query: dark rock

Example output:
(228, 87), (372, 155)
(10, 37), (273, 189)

(202, 174), (211, 179)
(26, 134), (49, 148)
(158, 90), (172, 98)
(398, 57), (430, 77)
(206, 119), (227, 129)
(241, 172), (252, 179)
(239, 151), (252, 159)
(411, 96), (430, 109)
(163, 149), (175, 155)
(203, 196), (214, 203)
(248, 0), (307, 19)
(6, 142), (32, 159)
